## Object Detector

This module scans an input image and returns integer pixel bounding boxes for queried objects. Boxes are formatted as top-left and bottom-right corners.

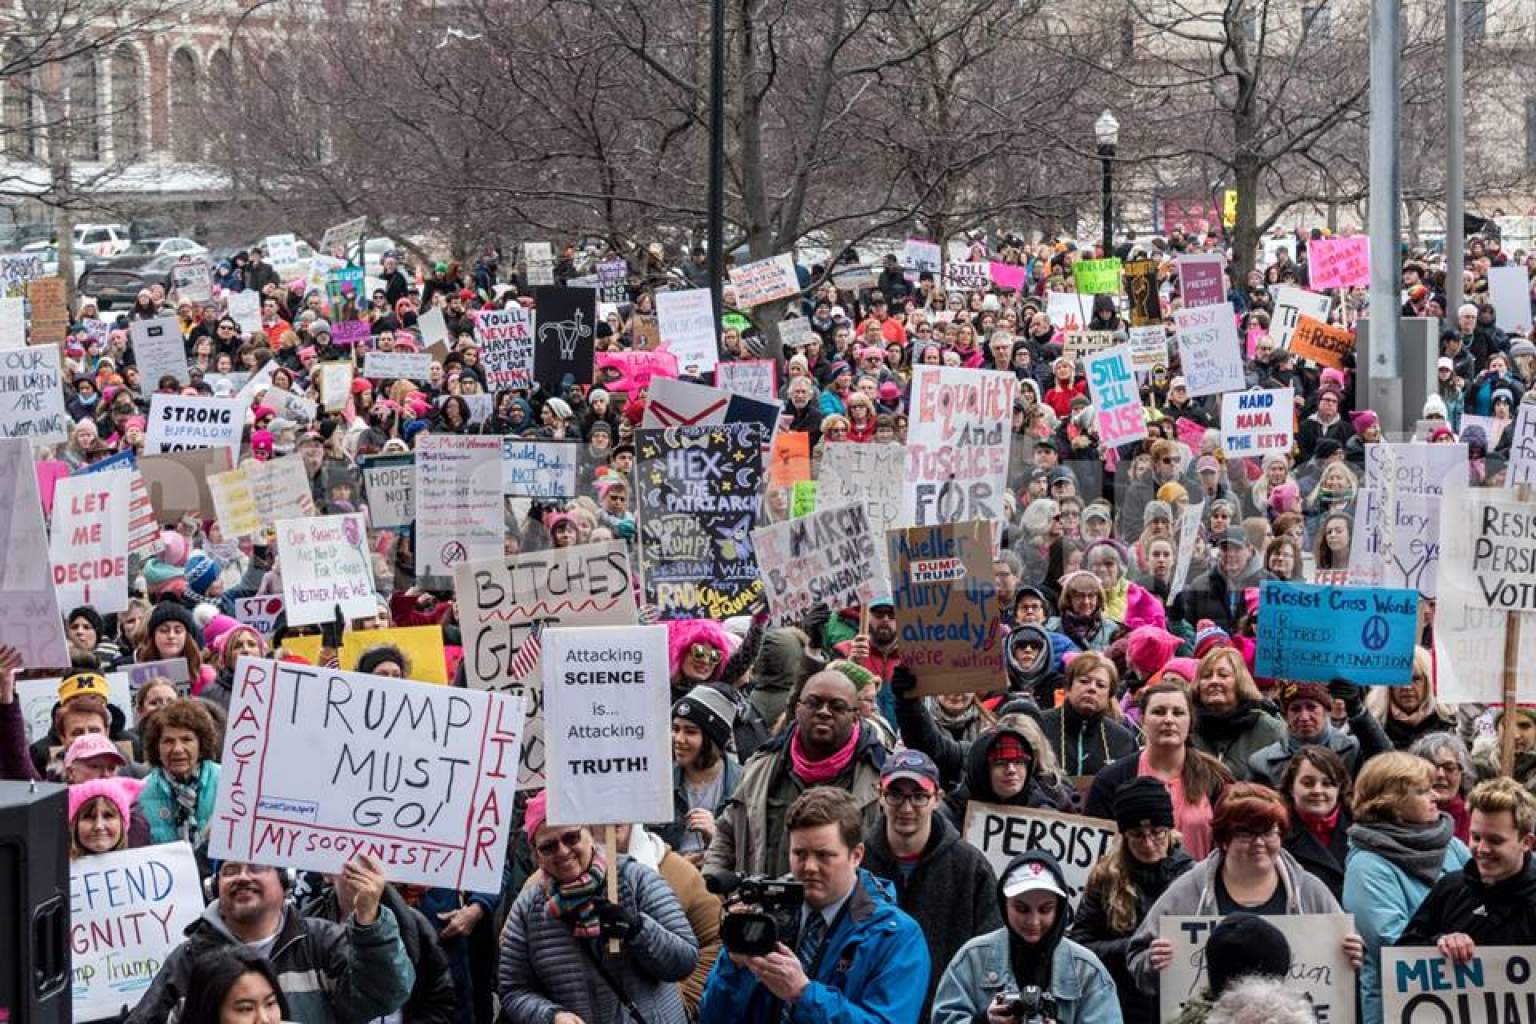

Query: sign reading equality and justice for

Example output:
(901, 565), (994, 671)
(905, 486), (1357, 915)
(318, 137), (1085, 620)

(1255, 580), (1418, 685)
(210, 657), (523, 890)
(903, 365), (1017, 527)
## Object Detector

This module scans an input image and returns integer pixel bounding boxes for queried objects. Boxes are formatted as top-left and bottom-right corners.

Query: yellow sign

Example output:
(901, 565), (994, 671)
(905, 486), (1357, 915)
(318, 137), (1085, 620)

(279, 625), (448, 684)
(1222, 189), (1238, 228)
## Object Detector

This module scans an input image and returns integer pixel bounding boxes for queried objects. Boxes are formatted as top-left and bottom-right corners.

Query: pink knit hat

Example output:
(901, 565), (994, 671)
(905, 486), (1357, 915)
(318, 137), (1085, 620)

(523, 790), (549, 841)
(201, 614), (242, 654)
(1158, 657), (1201, 684)
(68, 776), (144, 827)
(1127, 626), (1181, 679)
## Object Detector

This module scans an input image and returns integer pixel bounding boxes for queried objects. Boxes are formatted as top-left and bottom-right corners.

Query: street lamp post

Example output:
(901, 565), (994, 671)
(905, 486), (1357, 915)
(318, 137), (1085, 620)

(1096, 110), (1119, 257)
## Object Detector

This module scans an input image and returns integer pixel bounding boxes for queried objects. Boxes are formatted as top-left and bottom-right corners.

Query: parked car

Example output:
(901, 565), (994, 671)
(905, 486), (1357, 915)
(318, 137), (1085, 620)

(74, 223), (133, 257)
(77, 252), (180, 309)
(138, 237), (208, 258)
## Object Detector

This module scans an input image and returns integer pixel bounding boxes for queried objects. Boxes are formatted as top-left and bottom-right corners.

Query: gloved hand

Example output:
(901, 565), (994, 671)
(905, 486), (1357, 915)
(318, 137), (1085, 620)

(595, 898), (641, 942)
(890, 663), (919, 699)
(1328, 678), (1364, 718)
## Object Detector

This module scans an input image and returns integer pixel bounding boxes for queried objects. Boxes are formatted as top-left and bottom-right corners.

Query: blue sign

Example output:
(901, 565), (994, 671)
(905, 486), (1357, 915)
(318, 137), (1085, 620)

(1256, 581), (1419, 685)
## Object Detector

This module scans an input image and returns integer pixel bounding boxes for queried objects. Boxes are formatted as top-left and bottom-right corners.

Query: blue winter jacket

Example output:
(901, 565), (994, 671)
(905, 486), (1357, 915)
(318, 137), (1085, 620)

(698, 868), (929, 1024)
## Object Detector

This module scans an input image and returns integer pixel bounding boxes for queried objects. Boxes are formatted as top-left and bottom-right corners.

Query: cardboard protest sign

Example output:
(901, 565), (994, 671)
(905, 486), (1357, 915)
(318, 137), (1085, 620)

(0, 439), (69, 666)
(643, 377), (779, 430)
(0, 252), (45, 297)
(1348, 443), (1466, 598)
(1256, 580), (1418, 684)
(903, 366), (1017, 527)
(318, 362), (352, 413)
(1219, 387), (1294, 456)
(362, 351), (433, 382)
(1271, 285), (1332, 348)
(70, 843), (204, 1021)
(476, 307), (536, 390)
(1290, 314), (1354, 369)
(49, 473), (130, 614)
(1127, 325), (1168, 371)
(636, 424), (769, 619)
(1160, 915), (1356, 1023)
(26, 276), (68, 346)
(888, 520), (1002, 695)
(1047, 293), (1085, 331)
(531, 286), (596, 391)
(1306, 235), (1370, 290)
(962, 802), (1115, 908)
(276, 513), (376, 625)
(454, 541), (638, 789)
(360, 453), (414, 529)
(714, 359), (777, 402)
(1063, 330), (1119, 362)
(144, 395), (246, 456)
(541, 624), (671, 826)
(0, 346), (68, 442)
(728, 253), (799, 307)
(819, 441), (903, 596)
(1072, 257), (1122, 295)
(501, 438), (580, 498)
(655, 288), (718, 372)
(522, 242), (555, 285)
(752, 503), (879, 626)
(1084, 345), (1147, 447)
(594, 348), (679, 393)
(1382, 947), (1535, 1024)
(1123, 259), (1162, 326)
(138, 448), (233, 522)
(1176, 254), (1226, 307)
(414, 434), (503, 581)
(130, 317), (189, 398)
(320, 214), (368, 256)
(234, 594), (285, 639)
(903, 238), (942, 274)
(0, 295), (24, 348)
(1173, 302), (1245, 397)
(943, 261), (989, 291)
(211, 657), (521, 889)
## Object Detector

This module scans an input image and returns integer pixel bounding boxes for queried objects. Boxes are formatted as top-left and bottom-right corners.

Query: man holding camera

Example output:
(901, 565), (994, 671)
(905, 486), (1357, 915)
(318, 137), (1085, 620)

(699, 787), (928, 1024)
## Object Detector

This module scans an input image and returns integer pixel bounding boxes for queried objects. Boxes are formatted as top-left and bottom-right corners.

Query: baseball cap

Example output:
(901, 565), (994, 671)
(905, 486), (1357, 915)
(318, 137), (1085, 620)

(1438, 356), (1454, 371)
(64, 733), (126, 769)
(1169, 376), (1188, 390)
(1002, 858), (1068, 900)
(58, 672), (110, 704)
(1196, 455), (1222, 474)
(1083, 503), (1112, 523)
(1214, 526), (1249, 548)
(881, 749), (940, 792)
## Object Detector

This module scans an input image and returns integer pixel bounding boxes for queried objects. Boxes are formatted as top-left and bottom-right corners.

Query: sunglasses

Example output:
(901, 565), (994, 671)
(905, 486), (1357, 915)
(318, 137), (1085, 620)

(535, 830), (585, 857)
(688, 643), (721, 665)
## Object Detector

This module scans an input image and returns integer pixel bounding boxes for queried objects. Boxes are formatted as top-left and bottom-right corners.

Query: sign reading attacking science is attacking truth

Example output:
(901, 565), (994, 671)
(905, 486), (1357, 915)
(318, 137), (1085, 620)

(1255, 580), (1418, 685)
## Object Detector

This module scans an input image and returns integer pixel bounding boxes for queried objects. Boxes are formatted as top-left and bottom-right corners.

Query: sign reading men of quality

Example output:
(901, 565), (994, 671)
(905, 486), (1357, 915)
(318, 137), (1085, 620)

(276, 513), (377, 626)
(1220, 387), (1295, 455)
(888, 520), (1001, 695)
(210, 657), (522, 890)
(962, 802), (1114, 908)
(541, 624), (672, 827)
(70, 842), (203, 1021)
(636, 423), (769, 619)
(144, 395), (246, 456)
(1382, 947), (1536, 1024)
(1159, 915), (1356, 1024)
(903, 365), (1017, 527)
(752, 503), (879, 626)
(1255, 580), (1418, 685)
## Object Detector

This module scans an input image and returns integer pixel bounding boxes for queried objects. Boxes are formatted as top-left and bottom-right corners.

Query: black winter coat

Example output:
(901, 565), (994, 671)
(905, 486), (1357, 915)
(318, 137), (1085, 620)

(1282, 811), (1352, 902)
(1036, 702), (1141, 778)
(1398, 855), (1536, 947)
(303, 885), (456, 1024)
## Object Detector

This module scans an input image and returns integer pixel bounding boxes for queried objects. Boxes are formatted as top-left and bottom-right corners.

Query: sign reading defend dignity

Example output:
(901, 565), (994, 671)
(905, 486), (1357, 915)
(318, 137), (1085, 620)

(541, 624), (671, 827)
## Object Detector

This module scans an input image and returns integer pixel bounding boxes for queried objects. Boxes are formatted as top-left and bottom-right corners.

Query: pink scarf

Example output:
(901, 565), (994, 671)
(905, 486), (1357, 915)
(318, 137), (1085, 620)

(790, 726), (860, 784)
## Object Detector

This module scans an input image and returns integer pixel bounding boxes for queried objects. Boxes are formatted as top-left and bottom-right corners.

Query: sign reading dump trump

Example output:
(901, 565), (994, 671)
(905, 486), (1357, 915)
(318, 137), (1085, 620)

(210, 657), (523, 890)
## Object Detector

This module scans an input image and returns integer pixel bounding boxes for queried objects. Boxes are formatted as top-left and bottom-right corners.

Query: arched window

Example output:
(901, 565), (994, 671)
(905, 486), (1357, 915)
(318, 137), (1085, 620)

(208, 49), (233, 102)
(3, 41), (37, 158)
(169, 48), (199, 161)
(69, 56), (101, 161)
(111, 45), (143, 162)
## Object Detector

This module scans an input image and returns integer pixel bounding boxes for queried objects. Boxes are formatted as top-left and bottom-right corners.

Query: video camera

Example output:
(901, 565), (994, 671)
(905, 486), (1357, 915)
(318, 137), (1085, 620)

(999, 986), (1058, 1024)
(705, 872), (805, 956)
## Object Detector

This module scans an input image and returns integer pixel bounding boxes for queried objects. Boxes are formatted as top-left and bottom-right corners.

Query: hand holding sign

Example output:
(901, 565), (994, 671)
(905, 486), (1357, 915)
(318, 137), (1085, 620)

(338, 854), (386, 925)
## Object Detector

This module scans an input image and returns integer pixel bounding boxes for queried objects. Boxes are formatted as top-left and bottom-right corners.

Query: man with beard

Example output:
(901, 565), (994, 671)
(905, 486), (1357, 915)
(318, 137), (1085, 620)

(835, 599), (902, 725)
(129, 856), (414, 1024)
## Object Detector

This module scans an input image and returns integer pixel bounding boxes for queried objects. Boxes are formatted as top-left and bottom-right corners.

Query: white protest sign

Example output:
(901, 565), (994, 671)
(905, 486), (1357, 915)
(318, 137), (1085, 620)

(415, 434), (503, 580)
(714, 360), (777, 403)
(227, 291), (261, 336)
(476, 307), (536, 390)
(276, 513), (376, 625)
(523, 242), (555, 286)
(818, 441), (903, 596)
(211, 657), (522, 890)
(235, 359), (275, 406)
(903, 366), (1017, 527)
(1440, 489), (1536, 611)
(1272, 285), (1332, 349)
(542, 625), (672, 827)
(1084, 345), (1147, 448)
(902, 238), (942, 274)
(233, 594), (285, 639)
(1488, 266), (1531, 334)
(248, 453), (316, 527)
(0, 439), (69, 665)
(1128, 325), (1168, 371)
(1174, 301), (1245, 397)
(417, 306), (449, 345)
(752, 503), (879, 625)
(144, 395), (246, 456)
(17, 672), (133, 744)
(49, 473), (130, 614)
(130, 317), (188, 398)
(1382, 947), (1536, 1024)
(70, 843), (204, 1021)
(0, 296), (25, 348)
(961, 802), (1116, 908)
(1507, 403), (1536, 488)
(319, 215), (368, 255)
(0, 346), (68, 442)
(655, 288), (718, 372)
(777, 318), (818, 352)
(1220, 387), (1294, 457)
(265, 388), (316, 425)
(318, 362), (352, 413)
(1048, 291), (1088, 331)
(363, 351), (433, 382)
(1160, 915), (1356, 1023)
(1349, 443), (1466, 597)
(502, 438), (580, 498)
(728, 253), (799, 307)
(170, 257), (212, 303)
(943, 261), (989, 291)
(1169, 500), (1205, 601)
(361, 454), (414, 529)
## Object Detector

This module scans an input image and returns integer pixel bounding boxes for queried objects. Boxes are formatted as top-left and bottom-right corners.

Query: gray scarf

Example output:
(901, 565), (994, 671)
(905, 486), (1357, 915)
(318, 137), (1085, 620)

(1347, 814), (1455, 886)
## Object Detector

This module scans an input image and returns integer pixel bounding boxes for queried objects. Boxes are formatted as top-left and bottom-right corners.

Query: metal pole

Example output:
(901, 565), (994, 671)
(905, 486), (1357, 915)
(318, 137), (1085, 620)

(1366, 0), (1401, 377)
(1445, 0), (1465, 327)
(707, 0), (726, 337)
(1099, 145), (1115, 256)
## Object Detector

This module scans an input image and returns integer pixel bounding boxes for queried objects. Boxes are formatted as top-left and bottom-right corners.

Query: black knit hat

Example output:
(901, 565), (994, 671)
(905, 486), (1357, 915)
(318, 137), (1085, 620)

(146, 600), (202, 649)
(1204, 912), (1291, 997)
(67, 606), (105, 639)
(672, 685), (736, 754)
(1112, 776), (1175, 833)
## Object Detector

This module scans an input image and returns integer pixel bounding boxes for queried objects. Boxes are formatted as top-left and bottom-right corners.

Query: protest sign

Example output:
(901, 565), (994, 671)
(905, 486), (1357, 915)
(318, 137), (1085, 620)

(0, 346), (68, 442)
(830, 263), (878, 291)
(714, 359), (777, 402)
(630, 312), (660, 350)
(476, 307), (536, 390)
(1290, 314), (1355, 369)
(416, 306), (448, 346)
(1382, 947), (1535, 1024)
(70, 843), (203, 1021)
(78, 452), (156, 554)
(276, 513), (376, 625)
(819, 441), (903, 594)
(888, 519), (1001, 695)
(790, 481), (816, 517)
(988, 262), (1028, 292)
(753, 503), (879, 625)
(541, 625), (671, 826)
(50, 472), (130, 614)
(211, 657), (521, 889)
(265, 387), (316, 426)
(249, 453), (315, 526)
(502, 438), (580, 498)
(1072, 257), (1122, 295)
(144, 395), (245, 456)
(943, 261), (990, 291)
(326, 265), (364, 311)
(169, 258), (212, 305)
(360, 453), (414, 529)
(318, 362), (352, 412)
(643, 377), (779, 430)
(1488, 266), (1531, 333)
(17, 673), (133, 744)
(532, 286), (596, 391)
(655, 288), (718, 372)
(414, 434), (503, 581)
(0, 439), (69, 665)
(1047, 291), (1087, 330)
(1123, 259), (1162, 326)
(0, 252), (45, 296)
(636, 424), (769, 619)
(1256, 580), (1418, 684)
(1272, 285), (1333, 348)
(320, 214), (368, 256)
(1160, 915), (1356, 1023)
(1063, 330), (1119, 362)
(1462, 413), (1508, 449)
(595, 259), (629, 304)
(234, 594), (285, 639)
(1349, 443), (1466, 597)
(27, 276), (68, 345)
(1127, 325), (1168, 371)
(0, 295), (24, 348)
(519, 242), (554, 285)
(1177, 254), (1227, 307)
(227, 290), (261, 336)
(1169, 500), (1205, 601)
(1084, 346), (1147, 447)
(903, 366), (1017, 527)
(363, 351), (433, 382)
(284, 626), (451, 684)
(1220, 387), (1294, 455)
(962, 802), (1115, 908)
(1307, 235), (1371, 290)
(1174, 302), (1245, 397)
(903, 238), (942, 274)
(264, 233), (299, 266)
(1440, 489), (1536, 612)
(1509, 403), (1536, 487)
(594, 348), (680, 393)
(769, 432), (811, 487)
(728, 252), (799, 307)
(130, 317), (189, 397)
(777, 317), (817, 350)
(138, 448), (232, 522)
(331, 320), (372, 349)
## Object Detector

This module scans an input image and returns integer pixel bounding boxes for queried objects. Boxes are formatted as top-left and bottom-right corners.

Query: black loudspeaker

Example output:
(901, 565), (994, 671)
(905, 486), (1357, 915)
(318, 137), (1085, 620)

(0, 781), (70, 1024)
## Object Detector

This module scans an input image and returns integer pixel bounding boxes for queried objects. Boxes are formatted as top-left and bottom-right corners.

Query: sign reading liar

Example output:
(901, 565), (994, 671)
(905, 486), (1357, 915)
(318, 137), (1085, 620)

(211, 657), (522, 890)
(1160, 915), (1356, 1024)
(961, 802), (1114, 909)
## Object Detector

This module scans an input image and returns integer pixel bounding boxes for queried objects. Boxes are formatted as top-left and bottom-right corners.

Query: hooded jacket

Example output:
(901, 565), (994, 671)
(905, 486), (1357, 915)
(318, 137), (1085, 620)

(941, 726), (1072, 829)
(1397, 853), (1536, 949)
(931, 853), (1122, 1024)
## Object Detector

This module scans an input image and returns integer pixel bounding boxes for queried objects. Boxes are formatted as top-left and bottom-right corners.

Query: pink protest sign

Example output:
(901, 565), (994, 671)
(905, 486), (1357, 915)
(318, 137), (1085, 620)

(988, 262), (1028, 291)
(595, 349), (680, 393)
(1177, 255), (1227, 308)
(1306, 236), (1370, 290)
(1174, 417), (1208, 450)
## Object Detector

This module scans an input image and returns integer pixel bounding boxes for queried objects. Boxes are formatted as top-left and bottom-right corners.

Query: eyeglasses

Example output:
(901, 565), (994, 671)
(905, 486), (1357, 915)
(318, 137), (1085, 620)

(535, 830), (585, 856)
(687, 643), (720, 665)
(799, 695), (856, 716)
(882, 789), (933, 807)
(1125, 826), (1171, 843)
(991, 756), (1031, 769)
(1231, 827), (1282, 845)
(218, 862), (276, 880)
(1433, 761), (1463, 775)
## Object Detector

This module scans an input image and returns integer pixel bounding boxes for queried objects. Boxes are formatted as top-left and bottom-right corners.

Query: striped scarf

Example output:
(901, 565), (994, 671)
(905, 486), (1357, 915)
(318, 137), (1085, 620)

(543, 850), (608, 938)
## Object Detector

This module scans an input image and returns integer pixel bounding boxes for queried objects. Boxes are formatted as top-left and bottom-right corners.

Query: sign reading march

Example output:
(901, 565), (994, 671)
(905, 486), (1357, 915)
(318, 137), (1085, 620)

(752, 503), (879, 626)
(1160, 915), (1356, 1024)
(1256, 580), (1418, 685)
(888, 520), (1001, 695)
(532, 286), (596, 392)
(211, 657), (522, 890)
(962, 802), (1115, 909)
(903, 366), (1017, 527)
(637, 424), (769, 619)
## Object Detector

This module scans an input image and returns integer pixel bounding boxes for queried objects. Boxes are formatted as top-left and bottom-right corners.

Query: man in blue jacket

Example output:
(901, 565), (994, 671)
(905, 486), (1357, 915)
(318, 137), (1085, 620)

(699, 786), (929, 1024)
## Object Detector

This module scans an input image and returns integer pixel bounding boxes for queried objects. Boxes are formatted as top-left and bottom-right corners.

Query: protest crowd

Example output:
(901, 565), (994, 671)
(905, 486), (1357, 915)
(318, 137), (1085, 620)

(9, 224), (1536, 1024)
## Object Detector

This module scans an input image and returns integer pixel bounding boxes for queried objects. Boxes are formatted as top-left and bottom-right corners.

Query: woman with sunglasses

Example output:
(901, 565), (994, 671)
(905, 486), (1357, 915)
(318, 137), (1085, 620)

(665, 618), (770, 759)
